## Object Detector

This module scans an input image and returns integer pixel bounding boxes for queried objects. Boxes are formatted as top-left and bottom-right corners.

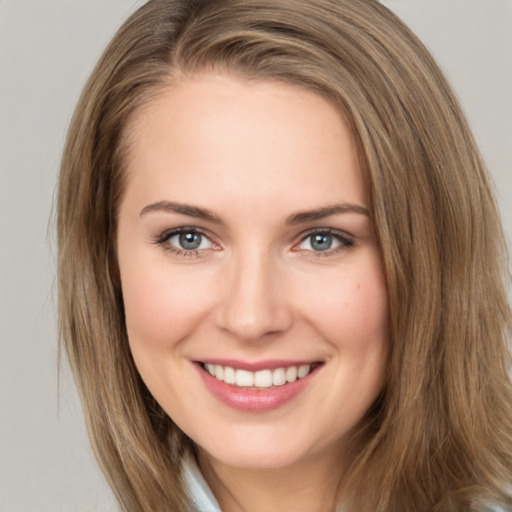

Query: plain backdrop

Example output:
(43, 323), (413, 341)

(1, 1), (510, 510)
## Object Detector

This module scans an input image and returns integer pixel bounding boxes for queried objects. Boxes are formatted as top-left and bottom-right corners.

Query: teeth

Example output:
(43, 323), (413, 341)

(214, 365), (224, 380)
(298, 364), (310, 379)
(285, 366), (298, 383)
(236, 369), (254, 387)
(203, 363), (314, 388)
(254, 370), (272, 387)
(224, 366), (236, 384)
(272, 368), (286, 386)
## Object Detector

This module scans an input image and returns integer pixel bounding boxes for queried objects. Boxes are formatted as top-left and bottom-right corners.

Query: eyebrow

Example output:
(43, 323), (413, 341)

(139, 200), (369, 225)
(139, 201), (224, 224)
(286, 203), (369, 224)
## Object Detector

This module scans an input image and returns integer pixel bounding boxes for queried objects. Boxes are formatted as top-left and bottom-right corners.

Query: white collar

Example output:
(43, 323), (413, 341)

(182, 451), (222, 512)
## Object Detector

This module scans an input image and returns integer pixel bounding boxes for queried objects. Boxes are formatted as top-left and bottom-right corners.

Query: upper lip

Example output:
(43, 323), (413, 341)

(195, 358), (323, 372)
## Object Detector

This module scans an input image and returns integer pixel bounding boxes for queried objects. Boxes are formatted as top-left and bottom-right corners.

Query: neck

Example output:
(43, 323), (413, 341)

(197, 447), (345, 512)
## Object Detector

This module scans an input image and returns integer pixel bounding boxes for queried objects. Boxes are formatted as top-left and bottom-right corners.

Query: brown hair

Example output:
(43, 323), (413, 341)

(57, 1), (512, 510)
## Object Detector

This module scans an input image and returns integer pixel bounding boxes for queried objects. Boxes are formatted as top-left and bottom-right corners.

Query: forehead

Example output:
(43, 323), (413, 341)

(122, 73), (365, 215)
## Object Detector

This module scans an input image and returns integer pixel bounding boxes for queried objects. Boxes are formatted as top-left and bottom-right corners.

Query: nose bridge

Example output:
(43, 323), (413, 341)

(216, 243), (292, 341)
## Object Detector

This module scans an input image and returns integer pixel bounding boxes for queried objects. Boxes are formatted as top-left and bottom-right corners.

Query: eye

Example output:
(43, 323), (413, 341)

(154, 227), (218, 256)
(296, 230), (354, 254)
(301, 233), (337, 251)
(169, 231), (210, 251)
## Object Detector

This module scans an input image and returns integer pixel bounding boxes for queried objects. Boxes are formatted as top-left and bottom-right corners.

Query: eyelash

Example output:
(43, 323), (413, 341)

(152, 227), (216, 258)
(152, 227), (355, 258)
(295, 228), (355, 257)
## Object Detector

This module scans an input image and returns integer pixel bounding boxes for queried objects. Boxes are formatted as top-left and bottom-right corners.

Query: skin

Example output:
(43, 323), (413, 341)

(117, 74), (389, 512)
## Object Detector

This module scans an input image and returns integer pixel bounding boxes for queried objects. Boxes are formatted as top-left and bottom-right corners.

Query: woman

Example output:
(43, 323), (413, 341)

(57, 0), (512, 510)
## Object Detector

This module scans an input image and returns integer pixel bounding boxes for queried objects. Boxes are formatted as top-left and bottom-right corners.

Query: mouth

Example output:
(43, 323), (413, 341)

(195, 359), (323, 412)
(198, 361), (323, 389)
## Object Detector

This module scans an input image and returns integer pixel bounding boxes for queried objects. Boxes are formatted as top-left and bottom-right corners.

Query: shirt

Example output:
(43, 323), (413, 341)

(182, 451), (222, 512)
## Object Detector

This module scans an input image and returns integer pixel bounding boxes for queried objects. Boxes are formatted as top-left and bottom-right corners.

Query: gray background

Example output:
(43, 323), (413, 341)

(1, 1), (510, 510)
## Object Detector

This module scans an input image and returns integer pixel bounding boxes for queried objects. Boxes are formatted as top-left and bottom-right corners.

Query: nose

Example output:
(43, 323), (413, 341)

(214, 249), (294, 342)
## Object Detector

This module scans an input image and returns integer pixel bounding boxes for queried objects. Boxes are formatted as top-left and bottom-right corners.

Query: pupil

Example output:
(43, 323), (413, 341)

(179, 232), (202, 250)
(311, 233), (332, 251)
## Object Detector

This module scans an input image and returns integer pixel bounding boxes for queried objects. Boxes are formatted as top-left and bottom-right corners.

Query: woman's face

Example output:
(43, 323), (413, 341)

(117, 74), (388, 470)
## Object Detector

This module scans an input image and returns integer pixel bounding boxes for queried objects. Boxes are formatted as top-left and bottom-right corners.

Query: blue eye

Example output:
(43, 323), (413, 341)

(297, 230), (353, 253)
(176, 231), (204, 250)
(309, 233), (335, 251)
(156, 228), (215, 255)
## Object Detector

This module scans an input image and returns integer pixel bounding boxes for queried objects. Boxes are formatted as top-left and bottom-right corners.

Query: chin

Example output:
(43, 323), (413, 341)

(194, 425), (339, 471)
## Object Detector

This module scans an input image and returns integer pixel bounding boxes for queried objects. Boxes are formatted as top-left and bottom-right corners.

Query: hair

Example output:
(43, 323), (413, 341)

(57, 0), (512, 510)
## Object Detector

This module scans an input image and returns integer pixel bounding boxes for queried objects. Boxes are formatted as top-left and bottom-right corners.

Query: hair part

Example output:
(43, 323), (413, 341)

(58, 1), (512, 510)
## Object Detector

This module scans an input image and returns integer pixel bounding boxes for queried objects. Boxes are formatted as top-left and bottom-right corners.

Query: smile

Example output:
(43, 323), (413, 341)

(196, 360), (323, 412)
(201, 362), (316, 388)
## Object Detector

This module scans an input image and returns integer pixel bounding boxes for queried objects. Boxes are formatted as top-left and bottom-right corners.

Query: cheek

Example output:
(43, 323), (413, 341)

(120, 259), (214, 352)
(295, 261), (389, 351)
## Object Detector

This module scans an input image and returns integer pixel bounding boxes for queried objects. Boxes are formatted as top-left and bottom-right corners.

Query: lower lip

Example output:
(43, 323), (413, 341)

(196, 364), (319, 412)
